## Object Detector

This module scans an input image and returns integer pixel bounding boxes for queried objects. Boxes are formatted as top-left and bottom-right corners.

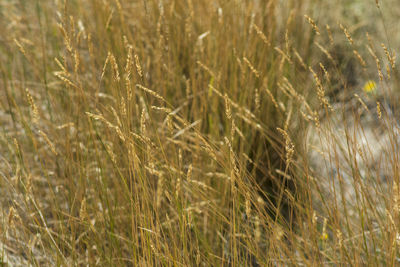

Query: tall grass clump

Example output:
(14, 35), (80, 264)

(0, 0), (399, 265)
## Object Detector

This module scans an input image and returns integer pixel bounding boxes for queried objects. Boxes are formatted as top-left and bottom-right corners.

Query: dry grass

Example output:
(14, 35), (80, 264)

(0, 0), (400, 266)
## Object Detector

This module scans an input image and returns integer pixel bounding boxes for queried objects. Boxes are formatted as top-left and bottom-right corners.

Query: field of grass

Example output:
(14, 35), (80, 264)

(0, 0), (400, 265)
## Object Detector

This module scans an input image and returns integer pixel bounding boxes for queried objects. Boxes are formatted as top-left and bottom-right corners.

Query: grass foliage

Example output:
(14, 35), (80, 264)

(0, 0), (400, 265)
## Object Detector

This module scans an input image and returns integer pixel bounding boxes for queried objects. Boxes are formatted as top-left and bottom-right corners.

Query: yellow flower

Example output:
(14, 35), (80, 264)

(363, 80), (377, 94)
(321, 233), (328, 240)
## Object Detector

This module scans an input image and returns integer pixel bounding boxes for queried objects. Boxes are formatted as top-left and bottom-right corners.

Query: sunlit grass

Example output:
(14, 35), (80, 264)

(0, 0), (399, 265)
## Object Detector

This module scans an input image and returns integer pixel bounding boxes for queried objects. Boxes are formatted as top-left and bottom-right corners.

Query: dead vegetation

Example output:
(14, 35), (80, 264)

(0, 0), (400, 265)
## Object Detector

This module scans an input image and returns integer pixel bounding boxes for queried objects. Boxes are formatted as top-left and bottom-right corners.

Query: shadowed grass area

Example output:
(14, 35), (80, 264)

(0, 0), (400, 265)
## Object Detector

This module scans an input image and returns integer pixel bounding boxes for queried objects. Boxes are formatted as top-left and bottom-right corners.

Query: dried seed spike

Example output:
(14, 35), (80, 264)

(14, 39), (28, 58)
(86, 112), (126, 142)
(8, 206), (15, 226)
(367, 45), (378, 61)
(69, 16), (76, 36)
(111, 106), (122, 127)
(79, 197), (87, 220)
(319, 62), (330, 82)
(243, 57), (260, 78)
(175, 178), (181, 198)
(151, 106), (172, 113)
(140, 108), (146, 134)
(337, 230), (343, 248)
(392, 51), (397, 69)
(326, 25), (334, 45)
(224, 93), (232, 120)
(57, 22), (72, 52)
(294, 49), (307, 69)
(13, 138), (20, 155)
(115, 0), (122, 12)
(136, 84), (166, 102)
(274, 47), (293, 64)
(230, 118), (235, 143)
(285, 29), (290, 55)
(354, 94), (369, 112)
(55, 57), (68, 74)
(187, 164), (193, 182)
(105, 9), (114, 30)
(123, 35), (129, 51)
(309, 67), (332, 110)
(125, 45), (133, 73)
(340, 24), (354, 46)
(314, 42), (334, 63)
(375, 58), (384, 81)
(381, 43), (396, 69)
(38, 130), (58, 155)
(26, 88), (39, 124)
(304, 15), (320, 35)
(26, 173), (32, 194)
(251, 23), (270, 46)
(54, 72), (79, 89)
(197, 61), (215, 77)
(377, 101), (382, 119)
(134, 54), (143, 77)
(265, 87), (279, 109)
(366, 32), (374, 50)
(312, 211), (317, 225)
(387, 64), (391, 80)
(125, 76), (132, 101)
(353, 50), (366, 67)
(88, 33), (94, 58)
(105, 144), (117, 164)
(276, 127), (294, 165)
(386, 209), (396, 228)
(121, 97), (126, 116)
(255, 88), (260, 112)
(185, 1), (194, 37)
(74, 50), (80, 73)
(166, 115), (173, 133)
(109, 53), (120, 82)
(101, 52), (111, 80)
(368, 46), (384, 82)
(225, 136), (239, 191)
